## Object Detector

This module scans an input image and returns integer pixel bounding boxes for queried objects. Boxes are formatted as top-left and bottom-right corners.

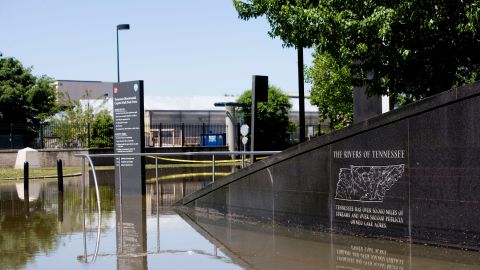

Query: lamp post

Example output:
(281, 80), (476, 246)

(297, 46), (305, 143)
(116, 24), (130, 82)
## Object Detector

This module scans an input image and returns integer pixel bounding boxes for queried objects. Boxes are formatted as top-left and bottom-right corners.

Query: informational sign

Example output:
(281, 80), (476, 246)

(330, 120), (409, 239)
(240, 124), (249, 136)
(113, 80), (145, 195)
(241, 136), (248, 146)
(241, 124), (249, 151)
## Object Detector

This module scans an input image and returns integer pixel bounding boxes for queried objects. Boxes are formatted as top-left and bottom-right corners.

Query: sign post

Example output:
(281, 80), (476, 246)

(240, 124), (249, 167)
(113, 80), (146, 195)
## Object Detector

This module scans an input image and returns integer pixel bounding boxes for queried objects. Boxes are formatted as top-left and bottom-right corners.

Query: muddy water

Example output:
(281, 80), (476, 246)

(0, 171), (479, 269)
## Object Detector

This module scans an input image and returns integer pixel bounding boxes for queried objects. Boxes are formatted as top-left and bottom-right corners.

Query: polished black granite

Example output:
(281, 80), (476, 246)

(180, 81), (480, 249)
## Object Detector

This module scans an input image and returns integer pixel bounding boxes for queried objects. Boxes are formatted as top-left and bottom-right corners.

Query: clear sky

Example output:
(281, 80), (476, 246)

(0, 0), (313, 97)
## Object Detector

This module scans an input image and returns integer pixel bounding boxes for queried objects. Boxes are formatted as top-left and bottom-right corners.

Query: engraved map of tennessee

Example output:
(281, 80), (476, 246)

(335, 165), (405, 202)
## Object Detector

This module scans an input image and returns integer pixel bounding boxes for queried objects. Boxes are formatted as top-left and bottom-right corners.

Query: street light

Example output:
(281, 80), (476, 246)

(116, 24), (130, 82)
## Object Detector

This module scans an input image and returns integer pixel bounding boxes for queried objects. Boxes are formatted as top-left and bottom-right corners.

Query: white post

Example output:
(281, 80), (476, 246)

(226, 106), (235, 152)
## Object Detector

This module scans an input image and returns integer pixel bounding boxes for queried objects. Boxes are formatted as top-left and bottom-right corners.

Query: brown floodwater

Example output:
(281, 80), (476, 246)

(0, 167), (479, 270)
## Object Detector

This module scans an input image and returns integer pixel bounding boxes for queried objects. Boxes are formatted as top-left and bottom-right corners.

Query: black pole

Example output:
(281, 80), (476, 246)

(117, 28), (120, 82)
(202, 123), (206, 146)
(298, 47), (306, 143)
(181, 123), (185, 147)
(251, 94), (257, 161)
(237, 122), (241, 152)
(159, 123), (163, 147)
(23, 161), (29, 191)
(116, 24), (130, 83)
(10, 123), (13, 149)
(40, 123), (45, 149)
(57, 159), (64, 192)
(58, 192), (64, 222)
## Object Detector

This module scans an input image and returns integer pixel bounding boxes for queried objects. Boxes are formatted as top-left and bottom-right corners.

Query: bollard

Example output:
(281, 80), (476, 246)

(23, 161), (29, 191)
(24, 189), (30, 216)
(58, 192), (64, 222)
(57, 159), (64, 192)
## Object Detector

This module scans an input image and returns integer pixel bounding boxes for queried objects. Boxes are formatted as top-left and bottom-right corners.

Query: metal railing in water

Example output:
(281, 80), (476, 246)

(76, 150), (280, 183)
(74, 150), (279, 262)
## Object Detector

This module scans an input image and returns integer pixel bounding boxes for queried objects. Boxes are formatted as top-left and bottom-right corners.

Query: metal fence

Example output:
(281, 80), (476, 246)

(288, 124), (325, 144)
(41, 122), (112, 149)
(0, 122), (226, 149)
(145, 123), (226, 148)
(0, 122), (326, 149)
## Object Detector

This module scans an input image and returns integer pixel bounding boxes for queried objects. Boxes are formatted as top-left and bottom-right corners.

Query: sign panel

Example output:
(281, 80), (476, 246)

(331, 120), (409, 239)
(240, 124), (249, 136)
(113, 80), (145, 195)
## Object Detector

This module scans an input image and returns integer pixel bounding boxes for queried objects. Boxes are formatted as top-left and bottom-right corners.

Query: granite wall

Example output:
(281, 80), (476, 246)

(180, 81), (480, 249)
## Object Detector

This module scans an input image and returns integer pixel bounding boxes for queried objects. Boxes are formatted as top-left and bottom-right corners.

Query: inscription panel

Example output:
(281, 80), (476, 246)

(331, 120), (409, 238)
(113, 81), (145, 195)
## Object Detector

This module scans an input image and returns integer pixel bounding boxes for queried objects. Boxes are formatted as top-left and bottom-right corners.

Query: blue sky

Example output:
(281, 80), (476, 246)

(0, 0), (313, 97)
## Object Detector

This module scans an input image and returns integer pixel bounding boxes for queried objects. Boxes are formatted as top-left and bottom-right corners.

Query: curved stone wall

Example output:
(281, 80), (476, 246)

(180, 81), (480, 250)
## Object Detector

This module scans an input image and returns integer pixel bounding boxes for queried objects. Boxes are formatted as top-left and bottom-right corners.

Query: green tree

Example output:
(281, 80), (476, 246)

(234, 1), (480, 126)
(51, 95), (113, 148)
(90, 110), (113, 148)
(237, 86), (294, 150)
(0, 57), (58, 144)
(233, 0), (320, 48)
(307, 52), (353, 130)
(0, 57), (57, 124)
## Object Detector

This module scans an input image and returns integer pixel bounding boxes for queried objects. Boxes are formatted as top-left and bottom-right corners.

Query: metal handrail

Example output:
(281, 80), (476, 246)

(75, 150), (279, 263)
(76, 151), (280, 158)
(79, 155), (102, 263)
(75, 151), (280, 183)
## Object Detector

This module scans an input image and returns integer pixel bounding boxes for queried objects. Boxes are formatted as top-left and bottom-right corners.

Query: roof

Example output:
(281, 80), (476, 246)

(143, 95), (318, 112)
(53, 80), (318, 112)
(55, 80), (114, 100)
(77, 95), (318, 113)
(144, 96), (237, 111)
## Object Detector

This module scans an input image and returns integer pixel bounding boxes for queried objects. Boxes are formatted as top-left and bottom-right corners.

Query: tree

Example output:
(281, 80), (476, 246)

(0, 57), (58, 125)
(0, 56), (58, 146)
(237, 86), (294, 150)
(233, 1), (480, 127)
(307, 52), (353, 130)
(90, 110), (114, 148)
(51, 95), (113, 148)
(233, 0), (320, 48)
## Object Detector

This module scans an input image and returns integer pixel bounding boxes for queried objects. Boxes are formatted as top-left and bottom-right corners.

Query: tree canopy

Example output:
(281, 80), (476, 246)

(233, 0), (321, 48)
(234, 0), (480, 97)
(0, 57), (58, 125)
(307, 52), (353, 130)
(51, 96), (113, 148)
(234, 0), (480, 128)
(237, 86), (294, 150)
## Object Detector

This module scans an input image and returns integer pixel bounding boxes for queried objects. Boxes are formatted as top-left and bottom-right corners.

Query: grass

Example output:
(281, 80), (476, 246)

(0, 167), (82, 180)
(0, 160), (241, 183)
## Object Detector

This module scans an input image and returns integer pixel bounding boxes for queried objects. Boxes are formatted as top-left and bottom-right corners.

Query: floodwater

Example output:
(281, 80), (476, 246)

(1, 167), (480, 270)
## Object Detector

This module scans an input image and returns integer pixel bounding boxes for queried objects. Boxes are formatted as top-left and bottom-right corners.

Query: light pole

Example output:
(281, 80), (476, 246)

(297, 46), (305, 143)
(116, 24), (130, 82)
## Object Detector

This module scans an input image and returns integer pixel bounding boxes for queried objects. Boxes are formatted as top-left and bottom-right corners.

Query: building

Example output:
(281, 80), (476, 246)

(54, 80), (113, 102)
(54, 80), (324, 147)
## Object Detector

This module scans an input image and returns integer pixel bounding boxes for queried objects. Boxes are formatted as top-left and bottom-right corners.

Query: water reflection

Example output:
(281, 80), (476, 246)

(1, 171), (480, 270)
(16, 182), (41, 202)
(0, 182), (63, 269)
(116, 195), (147, 270)
(179, 209), (480, 270)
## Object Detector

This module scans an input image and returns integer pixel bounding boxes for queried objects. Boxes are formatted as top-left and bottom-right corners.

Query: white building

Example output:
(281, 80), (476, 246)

(54, 80), (324, 147)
